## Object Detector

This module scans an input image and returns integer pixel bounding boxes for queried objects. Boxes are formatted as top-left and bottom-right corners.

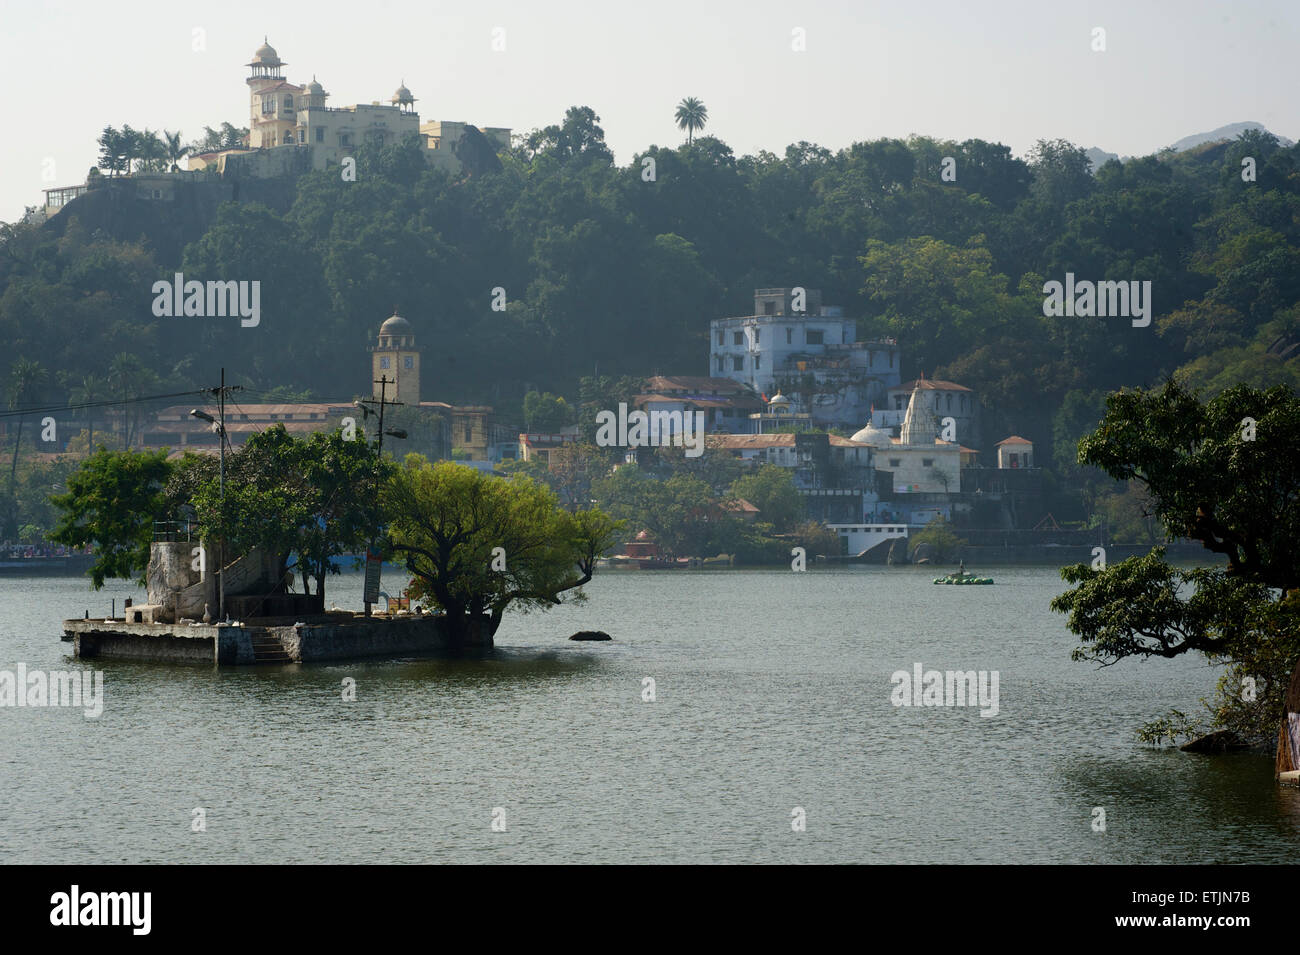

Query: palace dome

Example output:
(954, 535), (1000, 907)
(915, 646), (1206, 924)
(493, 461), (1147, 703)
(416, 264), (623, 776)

(392, 83), (415, 104)
(380, 314), (412, 336)
(251, 39), (281, 64)
(306, 77), (325, 95)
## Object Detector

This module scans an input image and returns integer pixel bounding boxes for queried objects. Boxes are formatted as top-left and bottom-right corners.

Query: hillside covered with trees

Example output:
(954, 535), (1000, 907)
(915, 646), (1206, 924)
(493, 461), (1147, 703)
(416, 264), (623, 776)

(2, 110), (1298, 493)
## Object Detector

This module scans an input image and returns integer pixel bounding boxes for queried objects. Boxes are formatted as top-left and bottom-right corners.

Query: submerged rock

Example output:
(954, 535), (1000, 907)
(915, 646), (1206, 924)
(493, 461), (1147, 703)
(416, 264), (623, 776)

(569, 630), (612, 641)
(1180, 730), (1249, 753)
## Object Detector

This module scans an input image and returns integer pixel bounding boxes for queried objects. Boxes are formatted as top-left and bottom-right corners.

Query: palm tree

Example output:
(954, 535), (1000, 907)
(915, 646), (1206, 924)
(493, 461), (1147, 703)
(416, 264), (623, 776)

(68, 373), (109, 453)
(674, 97), (708, 146)
(163, 130), (189, 172)
(108, 353), (159, 449)
(6, 358), (48, 534)
(137, 128), (166, 172)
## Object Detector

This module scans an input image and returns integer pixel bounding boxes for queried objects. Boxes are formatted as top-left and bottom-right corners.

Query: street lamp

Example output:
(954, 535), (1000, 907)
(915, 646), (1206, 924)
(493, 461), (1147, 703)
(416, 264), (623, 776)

(190, 405), (227, 622)
(356, 376), (408, 617)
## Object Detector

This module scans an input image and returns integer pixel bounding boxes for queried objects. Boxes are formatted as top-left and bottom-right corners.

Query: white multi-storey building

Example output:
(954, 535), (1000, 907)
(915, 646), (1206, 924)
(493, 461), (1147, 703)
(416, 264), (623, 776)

(709, 288), (900, 427)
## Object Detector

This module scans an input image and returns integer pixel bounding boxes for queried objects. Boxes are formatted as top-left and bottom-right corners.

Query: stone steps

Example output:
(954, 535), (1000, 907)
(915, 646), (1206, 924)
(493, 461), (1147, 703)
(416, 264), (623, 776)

(249, 635), (293, 664)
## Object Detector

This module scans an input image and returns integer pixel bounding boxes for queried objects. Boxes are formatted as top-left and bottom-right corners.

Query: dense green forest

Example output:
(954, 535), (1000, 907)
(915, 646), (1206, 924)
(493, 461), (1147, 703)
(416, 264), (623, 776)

(3, 108), (1299, 467)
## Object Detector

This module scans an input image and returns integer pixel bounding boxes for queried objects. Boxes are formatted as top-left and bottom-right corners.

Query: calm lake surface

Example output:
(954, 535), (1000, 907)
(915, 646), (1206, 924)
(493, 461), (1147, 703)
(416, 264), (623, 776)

(1, 565), (1296, 864)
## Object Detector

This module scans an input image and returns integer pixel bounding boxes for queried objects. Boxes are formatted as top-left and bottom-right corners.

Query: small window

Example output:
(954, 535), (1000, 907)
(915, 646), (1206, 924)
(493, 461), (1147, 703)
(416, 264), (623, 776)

(315, 127), (325, 142)
(888, 458), (901, 467)
(380, 356), (390, 369)
(922, 458), (934, 467)
(806, 330), (823, 346)
(733, 332), (743, 346)
(404, 356), (414, 369)
(786, 328), (792, 345)
(284, 95), (294, 110)
(764, 302), (775, 315)
(754, 356), (761, 370)
(465, 426), (473, 443)
(716, 356), (724, 371)
(732, 356), (744, 371)
(716, 331), (723, 345)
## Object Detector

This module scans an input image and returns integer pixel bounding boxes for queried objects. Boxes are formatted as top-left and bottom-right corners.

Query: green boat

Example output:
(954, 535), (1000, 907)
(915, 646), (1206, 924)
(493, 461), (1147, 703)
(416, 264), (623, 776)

(933, 560), (994, 585)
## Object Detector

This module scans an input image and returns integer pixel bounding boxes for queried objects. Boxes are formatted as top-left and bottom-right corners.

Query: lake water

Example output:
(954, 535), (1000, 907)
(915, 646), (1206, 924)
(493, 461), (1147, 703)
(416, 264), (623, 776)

(1, 565), (1296, 864)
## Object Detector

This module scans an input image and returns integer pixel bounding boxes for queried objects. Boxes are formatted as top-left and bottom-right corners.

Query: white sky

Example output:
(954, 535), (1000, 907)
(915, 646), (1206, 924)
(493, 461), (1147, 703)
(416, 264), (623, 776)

(0, 0), (1295, 222)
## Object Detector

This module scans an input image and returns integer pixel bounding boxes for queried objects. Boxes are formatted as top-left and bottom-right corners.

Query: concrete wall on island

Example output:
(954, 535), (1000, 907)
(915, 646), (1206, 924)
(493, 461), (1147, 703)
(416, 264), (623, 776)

(147, 541), (212, 621)
(67, 620), (218, 663)
(272, 615), (490, 662)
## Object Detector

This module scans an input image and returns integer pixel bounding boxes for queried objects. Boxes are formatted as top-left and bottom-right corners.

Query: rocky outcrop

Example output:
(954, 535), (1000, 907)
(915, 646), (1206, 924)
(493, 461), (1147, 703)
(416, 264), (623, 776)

(569, 630), (611, 641)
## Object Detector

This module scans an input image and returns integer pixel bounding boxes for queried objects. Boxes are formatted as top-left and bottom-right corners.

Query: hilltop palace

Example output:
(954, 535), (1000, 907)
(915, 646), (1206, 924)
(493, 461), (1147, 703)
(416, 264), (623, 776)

(186, 38), (510, 177)
(38, 38), (511, 214)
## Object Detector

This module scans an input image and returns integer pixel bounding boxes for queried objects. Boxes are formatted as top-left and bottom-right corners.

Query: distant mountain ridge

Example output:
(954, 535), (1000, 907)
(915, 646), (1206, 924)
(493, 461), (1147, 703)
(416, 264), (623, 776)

(1086, 122), (1294, 172)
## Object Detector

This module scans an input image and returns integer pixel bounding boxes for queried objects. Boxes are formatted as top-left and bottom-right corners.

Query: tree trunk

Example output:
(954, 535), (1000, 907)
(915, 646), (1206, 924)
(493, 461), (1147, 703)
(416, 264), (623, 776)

(7, 416), (24, 534)
(9, 416), (24, 488)
(442, 604), (495, 650)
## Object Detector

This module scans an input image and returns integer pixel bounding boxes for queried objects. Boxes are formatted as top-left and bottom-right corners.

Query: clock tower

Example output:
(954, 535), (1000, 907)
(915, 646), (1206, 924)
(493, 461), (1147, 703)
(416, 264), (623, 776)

(370, 312), (420, 406)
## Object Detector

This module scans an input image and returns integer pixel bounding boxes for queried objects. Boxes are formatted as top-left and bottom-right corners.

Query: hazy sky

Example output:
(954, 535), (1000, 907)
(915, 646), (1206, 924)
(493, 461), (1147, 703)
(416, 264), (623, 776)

(0, 0), (1295, 222)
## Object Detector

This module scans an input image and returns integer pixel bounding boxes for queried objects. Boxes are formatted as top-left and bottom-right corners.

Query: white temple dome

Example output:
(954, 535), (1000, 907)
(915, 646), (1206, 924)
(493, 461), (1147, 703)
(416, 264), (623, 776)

(850, 422), (893, 447)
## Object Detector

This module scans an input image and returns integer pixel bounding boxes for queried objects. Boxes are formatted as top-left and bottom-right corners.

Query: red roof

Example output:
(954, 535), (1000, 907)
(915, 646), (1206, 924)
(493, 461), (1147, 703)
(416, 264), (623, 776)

(895, 379), (972, 392)
(643, 375), (755, 395)
(997, 435), (1032, 446)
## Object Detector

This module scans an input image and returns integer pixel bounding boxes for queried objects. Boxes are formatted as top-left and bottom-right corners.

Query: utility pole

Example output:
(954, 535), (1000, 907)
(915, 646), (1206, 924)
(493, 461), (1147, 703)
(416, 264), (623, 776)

(219, 367), (225, 622)
(354, 375), (405, 617)
(190, 369), (241, 623)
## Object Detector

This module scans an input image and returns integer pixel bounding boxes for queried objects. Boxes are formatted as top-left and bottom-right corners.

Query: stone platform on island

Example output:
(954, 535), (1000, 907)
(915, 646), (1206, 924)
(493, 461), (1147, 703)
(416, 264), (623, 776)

(62, 612), (487, 665)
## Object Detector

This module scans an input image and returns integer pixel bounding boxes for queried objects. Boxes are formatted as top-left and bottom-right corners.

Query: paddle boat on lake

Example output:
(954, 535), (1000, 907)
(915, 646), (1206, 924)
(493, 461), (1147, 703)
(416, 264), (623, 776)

(933, 560), (994, 585)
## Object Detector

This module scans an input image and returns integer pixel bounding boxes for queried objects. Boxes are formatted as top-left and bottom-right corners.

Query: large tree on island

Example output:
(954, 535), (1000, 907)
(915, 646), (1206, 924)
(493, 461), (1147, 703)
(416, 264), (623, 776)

(49, 448), (174, 587)
(1051, 379), (1300, 746)
(174, 425), (393, 602)
(383, 457), (621, 646)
